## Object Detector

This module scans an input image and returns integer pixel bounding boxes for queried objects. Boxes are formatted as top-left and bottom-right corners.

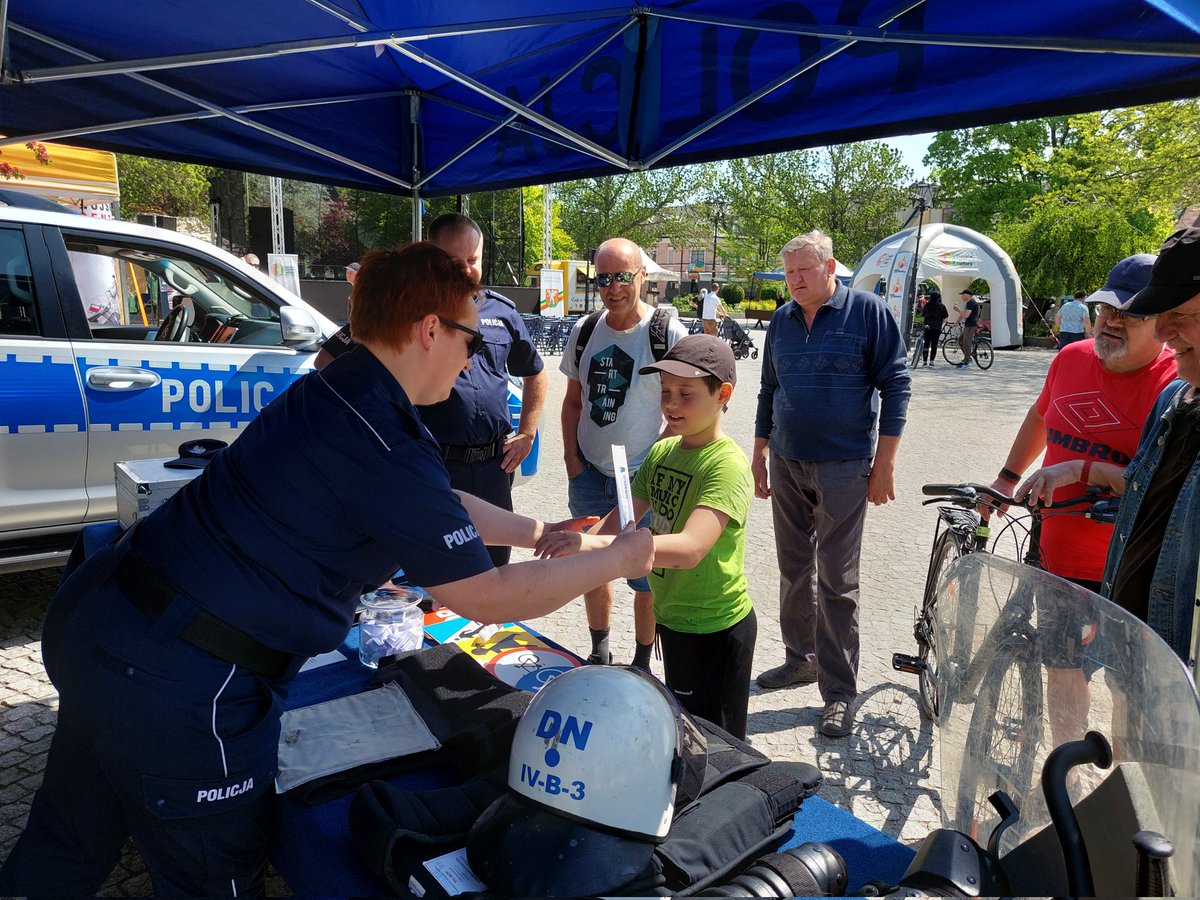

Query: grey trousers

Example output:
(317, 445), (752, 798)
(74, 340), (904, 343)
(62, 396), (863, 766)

(769, 454), (870, 702)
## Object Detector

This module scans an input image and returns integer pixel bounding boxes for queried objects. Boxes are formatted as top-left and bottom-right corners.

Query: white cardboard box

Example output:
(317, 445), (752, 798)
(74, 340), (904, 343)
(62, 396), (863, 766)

(115, 458), (202, 528)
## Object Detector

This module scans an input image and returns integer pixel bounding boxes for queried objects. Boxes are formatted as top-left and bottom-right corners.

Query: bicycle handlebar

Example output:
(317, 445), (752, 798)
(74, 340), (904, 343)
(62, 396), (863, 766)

(921, 482), (1114, 514)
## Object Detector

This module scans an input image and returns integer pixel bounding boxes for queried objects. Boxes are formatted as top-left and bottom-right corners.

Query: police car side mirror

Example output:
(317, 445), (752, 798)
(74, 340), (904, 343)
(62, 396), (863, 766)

(280, 306), (321, 349)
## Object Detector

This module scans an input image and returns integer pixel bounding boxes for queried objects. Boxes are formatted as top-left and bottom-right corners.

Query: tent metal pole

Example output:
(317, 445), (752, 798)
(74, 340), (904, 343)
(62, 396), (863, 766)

(0, 0), (10, 81)
(411, 94), (422, 241)
(647, 8), (1200, 58)
(641, 0), (925, 169)
(418, 15), (638, 188)
(18, 9), (637, 84)
(11, 24), (413, 190)
(8, 91), (410, 146)
(389, 42), (633, 170)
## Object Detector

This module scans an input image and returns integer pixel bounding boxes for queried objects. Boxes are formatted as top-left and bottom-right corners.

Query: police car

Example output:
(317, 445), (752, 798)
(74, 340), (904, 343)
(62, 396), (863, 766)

(0, 200), (534, 573)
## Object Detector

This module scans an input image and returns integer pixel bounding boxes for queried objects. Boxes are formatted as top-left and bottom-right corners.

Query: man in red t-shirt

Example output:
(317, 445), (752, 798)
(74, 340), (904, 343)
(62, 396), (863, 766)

(989, 254), (1176, 744)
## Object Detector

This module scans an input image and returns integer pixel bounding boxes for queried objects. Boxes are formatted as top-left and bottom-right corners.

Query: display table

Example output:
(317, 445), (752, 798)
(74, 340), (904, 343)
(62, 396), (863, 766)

(269, 632), (916, 895)
(71, 523), (915, 893)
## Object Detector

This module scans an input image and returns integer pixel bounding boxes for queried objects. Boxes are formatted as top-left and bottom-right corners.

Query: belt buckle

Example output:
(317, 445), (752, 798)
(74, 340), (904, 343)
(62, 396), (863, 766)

(465, 445), (488, 464)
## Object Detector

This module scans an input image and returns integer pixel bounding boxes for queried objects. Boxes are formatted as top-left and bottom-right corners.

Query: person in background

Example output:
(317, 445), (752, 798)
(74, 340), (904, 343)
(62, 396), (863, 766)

(560, 237), (689, 669)
(919, 290), (949, 366)
(242, 252), (261, 271)
(317, 215), (547, 567)
(701, 281), (727, 336)
(952, 288), (980, 368)
(988, 253), (1174, 744)
(752, 229), (910, 738)
(0, 243), (651, 897)
(1055, 289), (1094, 349)
(345, 260), (360, 286)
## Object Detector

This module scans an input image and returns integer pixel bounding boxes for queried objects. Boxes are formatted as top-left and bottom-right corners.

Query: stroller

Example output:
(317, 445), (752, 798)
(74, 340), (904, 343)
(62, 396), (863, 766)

(719, 315), (758, 360)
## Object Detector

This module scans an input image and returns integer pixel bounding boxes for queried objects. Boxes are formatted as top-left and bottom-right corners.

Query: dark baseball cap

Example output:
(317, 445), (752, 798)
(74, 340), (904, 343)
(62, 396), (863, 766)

(1086, 254), (1156, 310)
(1127, 228), (1200, 315)
(639, 334), (736, 385)
(164, 438), (227, 469)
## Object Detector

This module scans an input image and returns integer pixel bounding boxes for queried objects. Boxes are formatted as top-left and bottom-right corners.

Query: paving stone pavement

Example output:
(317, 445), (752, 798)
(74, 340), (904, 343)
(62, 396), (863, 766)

(0, 337), (1055, 895)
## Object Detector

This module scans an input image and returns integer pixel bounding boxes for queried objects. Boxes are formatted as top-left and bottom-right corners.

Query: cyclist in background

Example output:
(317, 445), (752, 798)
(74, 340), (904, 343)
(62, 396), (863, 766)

(952, 289), (980, 369)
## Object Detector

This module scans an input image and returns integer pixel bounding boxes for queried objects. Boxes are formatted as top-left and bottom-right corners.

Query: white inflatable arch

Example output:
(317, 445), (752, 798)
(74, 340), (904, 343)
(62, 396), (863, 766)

(852, 224), (1024, 349)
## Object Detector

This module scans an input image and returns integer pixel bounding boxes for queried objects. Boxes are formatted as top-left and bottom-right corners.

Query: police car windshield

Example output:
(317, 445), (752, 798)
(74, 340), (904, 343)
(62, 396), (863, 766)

(63, 236), (280, 324)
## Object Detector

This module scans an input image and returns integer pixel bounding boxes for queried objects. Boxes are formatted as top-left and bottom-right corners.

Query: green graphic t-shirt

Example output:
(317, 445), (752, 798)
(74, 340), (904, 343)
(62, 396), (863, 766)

(631, 435), (753, 633)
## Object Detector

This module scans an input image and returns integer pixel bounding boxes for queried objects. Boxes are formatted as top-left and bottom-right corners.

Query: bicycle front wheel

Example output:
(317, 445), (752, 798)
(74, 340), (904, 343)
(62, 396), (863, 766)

(917, 530), (965, 721)
(974, 339), (994, 370)
(955, 640), (1043, 840)
(909, 335), (925, 369)
(942, 337), (966, 366)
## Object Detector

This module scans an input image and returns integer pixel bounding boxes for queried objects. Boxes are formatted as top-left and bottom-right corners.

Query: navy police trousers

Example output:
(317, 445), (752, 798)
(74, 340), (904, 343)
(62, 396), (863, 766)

(0, 538), (286, 896)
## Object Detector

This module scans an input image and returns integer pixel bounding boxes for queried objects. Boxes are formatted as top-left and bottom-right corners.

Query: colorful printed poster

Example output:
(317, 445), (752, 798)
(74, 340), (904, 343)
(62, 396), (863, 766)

(422, 608), (581, 690)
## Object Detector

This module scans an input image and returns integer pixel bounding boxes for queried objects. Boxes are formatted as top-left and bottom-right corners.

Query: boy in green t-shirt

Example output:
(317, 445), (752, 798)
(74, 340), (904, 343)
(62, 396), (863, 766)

(536, 335), (755, 738)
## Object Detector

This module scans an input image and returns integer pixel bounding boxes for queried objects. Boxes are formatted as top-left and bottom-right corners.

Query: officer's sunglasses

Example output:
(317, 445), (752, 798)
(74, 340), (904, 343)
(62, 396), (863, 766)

(595, 271), (636, 288)
(438, 317), (485, 357)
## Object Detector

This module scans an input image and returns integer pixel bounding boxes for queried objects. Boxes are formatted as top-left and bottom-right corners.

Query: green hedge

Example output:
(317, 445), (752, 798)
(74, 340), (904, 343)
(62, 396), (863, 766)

(719, 284), (745, 307)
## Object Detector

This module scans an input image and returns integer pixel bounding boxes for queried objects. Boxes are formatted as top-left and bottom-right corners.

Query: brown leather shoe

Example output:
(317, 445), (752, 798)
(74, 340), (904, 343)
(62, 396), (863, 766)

(819, 701), (853, 737)
(755, 663), (818, 689)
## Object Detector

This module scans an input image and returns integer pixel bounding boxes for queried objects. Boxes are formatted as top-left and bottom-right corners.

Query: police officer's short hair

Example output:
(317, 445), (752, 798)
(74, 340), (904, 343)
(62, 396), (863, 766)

(349, 243), (479, 347)
(428, 213), (482, 243)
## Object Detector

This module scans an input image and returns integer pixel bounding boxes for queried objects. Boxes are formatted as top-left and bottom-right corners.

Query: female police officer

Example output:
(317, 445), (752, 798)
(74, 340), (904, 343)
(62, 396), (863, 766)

(0, 242), (653, 896)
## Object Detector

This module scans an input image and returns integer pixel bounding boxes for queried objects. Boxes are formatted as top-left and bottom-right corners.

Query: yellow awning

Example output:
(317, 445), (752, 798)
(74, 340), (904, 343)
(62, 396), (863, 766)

(0, 139), (120, 202)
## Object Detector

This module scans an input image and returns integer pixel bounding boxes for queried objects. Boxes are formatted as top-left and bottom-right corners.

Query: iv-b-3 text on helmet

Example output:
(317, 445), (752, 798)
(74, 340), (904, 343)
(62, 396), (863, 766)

(506, 665), (706, 838)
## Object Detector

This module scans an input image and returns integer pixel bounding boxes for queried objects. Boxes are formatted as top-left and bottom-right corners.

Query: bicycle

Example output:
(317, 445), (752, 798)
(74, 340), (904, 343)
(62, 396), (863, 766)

(940, 324), (993, 369)
(893, 483), (1118, 833)
(907, 328), (926, 369)
(894, 483), (1118, 719)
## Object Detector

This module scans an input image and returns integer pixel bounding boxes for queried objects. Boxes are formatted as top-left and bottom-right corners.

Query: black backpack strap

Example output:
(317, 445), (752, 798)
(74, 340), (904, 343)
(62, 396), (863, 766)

(573, 310), (603, 369)
(649, 307), (671, 362)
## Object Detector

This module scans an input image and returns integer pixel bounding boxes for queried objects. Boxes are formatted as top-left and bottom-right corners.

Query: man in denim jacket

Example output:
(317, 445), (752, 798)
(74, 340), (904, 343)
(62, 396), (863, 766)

(1018, 227), (1200, 664)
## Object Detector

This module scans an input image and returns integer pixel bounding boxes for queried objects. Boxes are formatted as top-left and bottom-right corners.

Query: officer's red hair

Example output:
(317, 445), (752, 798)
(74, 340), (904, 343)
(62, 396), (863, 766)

(349, 242), (479, 347)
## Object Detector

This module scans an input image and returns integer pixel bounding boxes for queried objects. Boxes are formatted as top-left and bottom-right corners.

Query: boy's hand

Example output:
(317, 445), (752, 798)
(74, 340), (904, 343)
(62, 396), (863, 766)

(546, 515), (601, 533)
(535, 530), (586, 558)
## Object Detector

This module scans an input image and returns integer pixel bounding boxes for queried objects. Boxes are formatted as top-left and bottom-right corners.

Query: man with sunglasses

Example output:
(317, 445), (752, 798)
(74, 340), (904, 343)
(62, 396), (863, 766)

(561, 237), (690, 669)
(317, 214), (547, 566)
(988, 253), (1175, 744)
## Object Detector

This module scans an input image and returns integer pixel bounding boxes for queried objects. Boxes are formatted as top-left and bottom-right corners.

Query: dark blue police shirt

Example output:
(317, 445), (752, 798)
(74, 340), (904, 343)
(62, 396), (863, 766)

(319, 289), (543, 447)
(136, 345), (495, 658)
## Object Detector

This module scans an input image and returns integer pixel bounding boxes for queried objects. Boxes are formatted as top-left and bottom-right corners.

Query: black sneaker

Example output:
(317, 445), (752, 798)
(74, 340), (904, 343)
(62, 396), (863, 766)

(586, 651), (612, 665)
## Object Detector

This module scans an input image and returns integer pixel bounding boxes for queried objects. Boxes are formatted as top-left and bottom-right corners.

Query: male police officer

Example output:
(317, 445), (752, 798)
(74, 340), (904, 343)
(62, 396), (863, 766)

(317, 214), (547, 566)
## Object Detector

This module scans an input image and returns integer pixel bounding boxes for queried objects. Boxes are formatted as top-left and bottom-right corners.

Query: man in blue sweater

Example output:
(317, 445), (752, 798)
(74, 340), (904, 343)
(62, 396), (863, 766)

(752, 230), (911, 737)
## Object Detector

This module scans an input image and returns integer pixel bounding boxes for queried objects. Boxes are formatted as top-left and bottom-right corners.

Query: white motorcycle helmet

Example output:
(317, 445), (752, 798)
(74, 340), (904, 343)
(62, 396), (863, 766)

(467, 665), (708, 895)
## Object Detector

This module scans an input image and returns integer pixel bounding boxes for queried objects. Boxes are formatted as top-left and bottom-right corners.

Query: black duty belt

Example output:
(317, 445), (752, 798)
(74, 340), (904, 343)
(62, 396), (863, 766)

(440, 436), (508, 464)
(114, 548), (295, 680)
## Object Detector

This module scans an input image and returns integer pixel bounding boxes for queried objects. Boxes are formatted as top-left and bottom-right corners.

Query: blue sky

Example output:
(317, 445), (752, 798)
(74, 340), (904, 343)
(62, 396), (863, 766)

(881, 132), (934, 179)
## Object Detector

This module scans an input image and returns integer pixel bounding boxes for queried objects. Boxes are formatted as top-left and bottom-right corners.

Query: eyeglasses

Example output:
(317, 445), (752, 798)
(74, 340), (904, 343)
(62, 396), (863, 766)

(595, 271), (636, 288)
(1095, 305), (1154, 324)
(438, 317), (485, 357)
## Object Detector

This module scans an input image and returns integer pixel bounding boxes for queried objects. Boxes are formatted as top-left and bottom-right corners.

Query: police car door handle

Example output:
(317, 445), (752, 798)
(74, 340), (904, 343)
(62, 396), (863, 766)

(86, 367), (162, 391)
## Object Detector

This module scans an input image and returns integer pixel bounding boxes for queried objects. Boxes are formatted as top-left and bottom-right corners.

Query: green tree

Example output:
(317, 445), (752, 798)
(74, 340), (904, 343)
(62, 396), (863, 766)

(522, 185), (575, 269)
(556, 167), (709, 260)
(719, 144), (910, 276)
(809, 143), (911, 263)
(995, 200), (1164, 298)
(116, 155), (215, 217)
(924, 118), (1073, 231)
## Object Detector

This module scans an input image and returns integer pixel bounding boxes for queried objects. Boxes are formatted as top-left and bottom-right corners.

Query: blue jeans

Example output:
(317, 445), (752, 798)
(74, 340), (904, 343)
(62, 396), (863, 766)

(567, 459), (651, 592)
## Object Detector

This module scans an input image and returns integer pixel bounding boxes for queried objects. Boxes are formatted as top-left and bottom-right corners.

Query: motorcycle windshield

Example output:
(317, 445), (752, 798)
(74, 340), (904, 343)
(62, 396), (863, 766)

(934, 554), (1199, 894)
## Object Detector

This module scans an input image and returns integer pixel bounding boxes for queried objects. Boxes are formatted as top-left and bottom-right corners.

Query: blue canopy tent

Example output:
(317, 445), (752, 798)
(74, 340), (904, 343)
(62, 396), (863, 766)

(0, 1), (1198, 238)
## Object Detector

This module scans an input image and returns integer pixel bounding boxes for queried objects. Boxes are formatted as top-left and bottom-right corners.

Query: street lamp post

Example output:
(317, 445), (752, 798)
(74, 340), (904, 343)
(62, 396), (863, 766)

(903, 180), (938, 344)
(709, 199), (726, 286)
